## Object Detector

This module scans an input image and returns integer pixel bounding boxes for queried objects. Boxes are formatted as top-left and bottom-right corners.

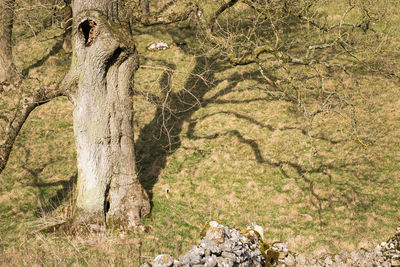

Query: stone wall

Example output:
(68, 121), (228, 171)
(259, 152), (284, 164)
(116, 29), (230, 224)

(141, 221), (400, 267)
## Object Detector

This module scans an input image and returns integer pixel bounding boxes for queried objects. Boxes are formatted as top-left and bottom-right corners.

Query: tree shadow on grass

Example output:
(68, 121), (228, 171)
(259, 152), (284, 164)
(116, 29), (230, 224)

(21, 38), (64, 77)
(135, 54), (229, 197)
(186, 120), (373, 225)
(20, 147), (77, 217)
(134, 27), (378, 224)
(33, 173), (77, 217)
(134, 28), (266, 197)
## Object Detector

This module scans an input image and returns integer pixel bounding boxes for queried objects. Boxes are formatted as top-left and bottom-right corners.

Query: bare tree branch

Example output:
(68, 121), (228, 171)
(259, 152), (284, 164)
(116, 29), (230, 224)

(209, 0), (239, 30)
(0, 73), (74, 174)
(135, 1), (198, 26)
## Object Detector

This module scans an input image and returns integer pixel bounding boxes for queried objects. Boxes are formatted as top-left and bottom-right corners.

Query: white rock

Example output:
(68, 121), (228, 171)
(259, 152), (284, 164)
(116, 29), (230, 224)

(285, 254), (295, 266)
(246, 222), (264, 241)
(152, 254), (174, 267)
(209, 221), (219, 227)
(147, 41), (169, 51)
(325, 256), (333, 265)
(296, 254), (306, 265)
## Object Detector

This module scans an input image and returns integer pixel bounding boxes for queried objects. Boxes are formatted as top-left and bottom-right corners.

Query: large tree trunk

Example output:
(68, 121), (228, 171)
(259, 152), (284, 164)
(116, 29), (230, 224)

(0, 0), (18, 87)
(67, 0), (150, 230)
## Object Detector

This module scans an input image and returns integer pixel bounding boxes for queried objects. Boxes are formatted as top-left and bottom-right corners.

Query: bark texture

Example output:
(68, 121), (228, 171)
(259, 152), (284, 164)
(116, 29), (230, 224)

(67, 2), (150, 230)
(0, 0), (17, 86)
(140, 0), (150, 23)
(72, 0), (120, 22)
(62, 0), (72, 52)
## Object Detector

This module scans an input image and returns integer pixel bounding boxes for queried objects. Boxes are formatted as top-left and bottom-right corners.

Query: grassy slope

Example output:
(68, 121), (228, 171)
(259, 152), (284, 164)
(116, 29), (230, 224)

(1, 1), (399, 265)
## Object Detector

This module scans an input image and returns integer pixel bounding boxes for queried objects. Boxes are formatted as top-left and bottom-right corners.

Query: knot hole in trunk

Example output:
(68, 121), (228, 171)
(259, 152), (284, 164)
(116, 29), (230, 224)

(79, 19), (97, 46)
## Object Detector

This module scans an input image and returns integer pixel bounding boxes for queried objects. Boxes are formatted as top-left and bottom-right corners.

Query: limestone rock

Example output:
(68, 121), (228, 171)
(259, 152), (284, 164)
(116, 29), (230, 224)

(205, 221), (225, 244)
(247, 222), (265, 242)
(296, 254), (306, 265)
(285, 253), (295, 266)
(152, 254), (174, 267)
(147, 41), (169, 51)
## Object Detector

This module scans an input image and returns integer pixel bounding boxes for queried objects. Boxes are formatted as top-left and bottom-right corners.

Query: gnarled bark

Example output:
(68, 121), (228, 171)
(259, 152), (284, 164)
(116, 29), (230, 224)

(140, 0), (150, 23)
(0, 0), (18, 86)
(66, 3), (150, 230)
(62, 0), (72, 52)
